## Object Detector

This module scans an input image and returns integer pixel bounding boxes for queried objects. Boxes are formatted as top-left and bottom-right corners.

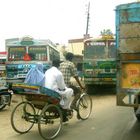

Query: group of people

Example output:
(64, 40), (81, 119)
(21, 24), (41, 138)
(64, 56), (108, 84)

(24, 52), (84, 111)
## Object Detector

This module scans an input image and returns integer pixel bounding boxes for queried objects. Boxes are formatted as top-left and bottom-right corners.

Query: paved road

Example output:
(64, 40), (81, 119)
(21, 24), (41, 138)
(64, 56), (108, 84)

(0, 91), (140, 140)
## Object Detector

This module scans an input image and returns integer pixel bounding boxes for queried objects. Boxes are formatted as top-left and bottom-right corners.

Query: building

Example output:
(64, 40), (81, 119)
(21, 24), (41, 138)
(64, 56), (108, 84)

(67, 38), (84, 55)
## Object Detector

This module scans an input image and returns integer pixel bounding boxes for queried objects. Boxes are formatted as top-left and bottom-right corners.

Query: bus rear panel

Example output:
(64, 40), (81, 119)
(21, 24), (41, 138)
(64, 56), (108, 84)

(5, 37), (60, 84)
(83, 38), (116, 87)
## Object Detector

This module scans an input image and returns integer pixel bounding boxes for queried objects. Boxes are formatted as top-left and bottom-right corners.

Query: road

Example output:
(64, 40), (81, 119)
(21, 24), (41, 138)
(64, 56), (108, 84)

(0, 89), (140, 140)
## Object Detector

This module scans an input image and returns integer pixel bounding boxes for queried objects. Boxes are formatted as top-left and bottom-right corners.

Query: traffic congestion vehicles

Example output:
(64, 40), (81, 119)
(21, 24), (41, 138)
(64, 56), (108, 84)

(0, 36), (92, 139)
(0, 36), (60, 111)
(116, 1), (140, 120)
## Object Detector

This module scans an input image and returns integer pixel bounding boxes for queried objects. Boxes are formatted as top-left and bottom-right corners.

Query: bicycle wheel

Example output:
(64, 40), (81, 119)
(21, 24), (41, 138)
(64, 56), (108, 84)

(77, 93), (92, 120)
(11, 101), (36, 134)
(38, 104), (63, 140)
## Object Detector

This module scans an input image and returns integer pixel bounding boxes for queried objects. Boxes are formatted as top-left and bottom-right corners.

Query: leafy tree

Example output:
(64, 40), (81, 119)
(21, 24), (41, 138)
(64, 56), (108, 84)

(100, 29), (114, 39)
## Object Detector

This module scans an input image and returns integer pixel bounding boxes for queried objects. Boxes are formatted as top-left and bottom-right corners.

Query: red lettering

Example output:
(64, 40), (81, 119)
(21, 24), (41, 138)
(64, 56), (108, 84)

(128, 70), (139, 76)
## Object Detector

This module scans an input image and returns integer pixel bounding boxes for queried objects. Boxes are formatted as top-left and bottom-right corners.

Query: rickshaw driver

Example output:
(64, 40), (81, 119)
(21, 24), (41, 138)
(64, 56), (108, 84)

(59, 52), (85, 109)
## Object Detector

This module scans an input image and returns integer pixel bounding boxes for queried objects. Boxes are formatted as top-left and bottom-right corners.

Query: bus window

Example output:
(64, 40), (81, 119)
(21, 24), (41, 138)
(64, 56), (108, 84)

(0, 59), (6, 64)
(95, 45), (106, 59)
(28, 46), (47, 61)
(8, 47), (26, 61)
(84, 41), (106, 59)
(49, 47), (60, 61)
(108, 41), (116, 58)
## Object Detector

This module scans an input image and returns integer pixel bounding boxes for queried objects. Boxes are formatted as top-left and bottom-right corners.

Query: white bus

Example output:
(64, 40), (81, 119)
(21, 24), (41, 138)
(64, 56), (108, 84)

(0, 52), (6, 87)
(5, 36), (60, 84)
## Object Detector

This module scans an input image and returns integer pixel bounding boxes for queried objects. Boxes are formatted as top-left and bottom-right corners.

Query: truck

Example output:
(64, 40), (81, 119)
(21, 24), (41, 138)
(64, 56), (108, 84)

(116, 1), (140, 121)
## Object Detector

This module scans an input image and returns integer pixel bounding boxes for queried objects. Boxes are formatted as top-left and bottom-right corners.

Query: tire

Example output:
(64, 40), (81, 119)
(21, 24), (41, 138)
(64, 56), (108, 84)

(0, 95), (6, 111)
(134, 97), (140, 121)
(11, 101), (36, 134)
(77, 93), (92, 120)
(38, 104), (63, 140)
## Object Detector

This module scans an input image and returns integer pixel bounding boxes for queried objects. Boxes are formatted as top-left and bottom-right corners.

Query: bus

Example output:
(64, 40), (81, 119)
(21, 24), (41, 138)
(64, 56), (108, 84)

(83, 36), (117, 92)
(5, 36), (60, 84)
(0, 52), (6, 88)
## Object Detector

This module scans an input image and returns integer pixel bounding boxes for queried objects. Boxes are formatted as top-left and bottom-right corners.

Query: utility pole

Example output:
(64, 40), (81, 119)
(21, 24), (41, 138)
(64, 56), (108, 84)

(85, 2), (90, 39)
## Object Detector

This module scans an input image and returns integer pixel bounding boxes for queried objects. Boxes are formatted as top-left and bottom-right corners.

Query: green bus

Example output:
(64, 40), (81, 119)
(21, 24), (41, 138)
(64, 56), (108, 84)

(83, 37), (117, 92)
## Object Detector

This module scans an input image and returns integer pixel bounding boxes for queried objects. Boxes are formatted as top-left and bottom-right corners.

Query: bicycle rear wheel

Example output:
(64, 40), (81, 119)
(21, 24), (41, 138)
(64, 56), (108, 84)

(38, 104), (63, 140)
(11, 101), (36, 133)
(77, 93), (92, 120)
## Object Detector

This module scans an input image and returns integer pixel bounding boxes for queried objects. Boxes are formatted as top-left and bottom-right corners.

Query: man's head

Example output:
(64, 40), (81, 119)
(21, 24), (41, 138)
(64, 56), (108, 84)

(52, 59), (60, 68)
(65, 52), (74, 61)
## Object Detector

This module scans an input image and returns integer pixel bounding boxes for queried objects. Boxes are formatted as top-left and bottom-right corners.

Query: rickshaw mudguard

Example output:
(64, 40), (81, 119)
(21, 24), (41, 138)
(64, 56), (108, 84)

(0, 88), (10, 96)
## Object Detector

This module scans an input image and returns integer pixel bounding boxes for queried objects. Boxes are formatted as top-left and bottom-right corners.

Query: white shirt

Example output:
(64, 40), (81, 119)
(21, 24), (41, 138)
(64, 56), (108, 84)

(45, 66), (74, 109)
(45, 66), (66, 92)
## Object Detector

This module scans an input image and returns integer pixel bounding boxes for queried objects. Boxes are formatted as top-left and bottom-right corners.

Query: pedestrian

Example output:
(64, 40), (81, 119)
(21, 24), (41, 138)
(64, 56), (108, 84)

(59, 52), (84, 109)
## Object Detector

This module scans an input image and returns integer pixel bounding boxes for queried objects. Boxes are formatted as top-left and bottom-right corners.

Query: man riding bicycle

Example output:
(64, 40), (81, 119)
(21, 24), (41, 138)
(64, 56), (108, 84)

(59, 52), (85, 109)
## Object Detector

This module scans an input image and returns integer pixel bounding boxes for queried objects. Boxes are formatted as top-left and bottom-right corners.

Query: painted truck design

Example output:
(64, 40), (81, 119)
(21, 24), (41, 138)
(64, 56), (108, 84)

(116, 2), (140, 120)
(83, 37), (116, 92)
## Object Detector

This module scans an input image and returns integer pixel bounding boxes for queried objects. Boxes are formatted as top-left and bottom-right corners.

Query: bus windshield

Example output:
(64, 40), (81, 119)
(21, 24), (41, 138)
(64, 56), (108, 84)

(8, 46), (26, 61)
(28, 46), (47, 61)
(108, 41), (116, 58)
(84, 41), (106, 59)
(0, 59), (6, 64)
(8, 46), (48, 61)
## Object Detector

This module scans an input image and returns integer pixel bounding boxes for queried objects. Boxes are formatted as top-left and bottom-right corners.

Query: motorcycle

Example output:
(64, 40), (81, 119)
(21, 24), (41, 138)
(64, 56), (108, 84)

(0, 87), (12, 111)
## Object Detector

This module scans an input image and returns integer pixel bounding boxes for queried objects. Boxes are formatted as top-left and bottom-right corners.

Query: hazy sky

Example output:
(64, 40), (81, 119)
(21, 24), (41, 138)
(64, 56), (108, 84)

(0, 0), (136, 51)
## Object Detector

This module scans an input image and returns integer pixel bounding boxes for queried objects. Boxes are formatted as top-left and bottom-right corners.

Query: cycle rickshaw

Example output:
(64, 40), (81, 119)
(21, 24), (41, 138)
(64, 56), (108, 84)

(10, 83), (92, 140)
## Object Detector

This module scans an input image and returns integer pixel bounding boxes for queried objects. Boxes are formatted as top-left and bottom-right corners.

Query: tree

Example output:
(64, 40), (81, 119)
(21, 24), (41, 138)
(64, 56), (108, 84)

(100, 29), (114, 39)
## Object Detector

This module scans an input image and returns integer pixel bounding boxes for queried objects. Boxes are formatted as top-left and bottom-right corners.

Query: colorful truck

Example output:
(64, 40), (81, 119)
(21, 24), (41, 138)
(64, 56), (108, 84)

(116, 2), (140, 120)
(83, 36), (116, 93)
